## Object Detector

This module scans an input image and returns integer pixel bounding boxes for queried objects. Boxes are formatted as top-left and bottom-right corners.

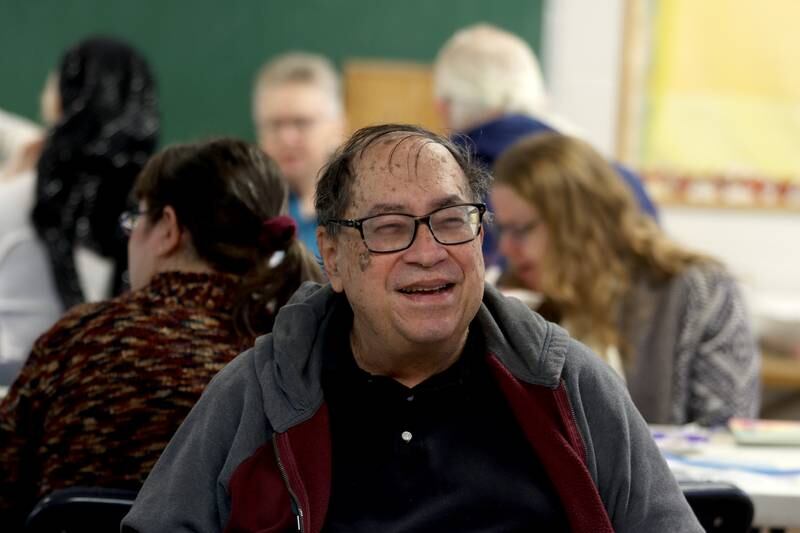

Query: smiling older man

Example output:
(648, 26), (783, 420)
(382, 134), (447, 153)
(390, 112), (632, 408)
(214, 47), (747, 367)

(123, 124), (701, 533)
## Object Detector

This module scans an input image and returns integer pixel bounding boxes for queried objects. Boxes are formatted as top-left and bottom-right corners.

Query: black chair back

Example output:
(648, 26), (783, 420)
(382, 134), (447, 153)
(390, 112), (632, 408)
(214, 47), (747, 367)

(25, 486), (137, 533)
(680, 480), (754, 533)
(26, 481), (755, 532)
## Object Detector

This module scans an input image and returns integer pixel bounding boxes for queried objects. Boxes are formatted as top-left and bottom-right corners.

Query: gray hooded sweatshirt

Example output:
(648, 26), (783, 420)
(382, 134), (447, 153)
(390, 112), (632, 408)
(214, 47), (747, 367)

(123, 282), (702, 532)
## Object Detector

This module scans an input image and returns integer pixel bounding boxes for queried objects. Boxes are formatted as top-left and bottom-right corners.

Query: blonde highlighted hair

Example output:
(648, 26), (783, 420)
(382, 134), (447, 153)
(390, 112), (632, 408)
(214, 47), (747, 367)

(493, 133), (716, 357)
(252, 51), (343, 118)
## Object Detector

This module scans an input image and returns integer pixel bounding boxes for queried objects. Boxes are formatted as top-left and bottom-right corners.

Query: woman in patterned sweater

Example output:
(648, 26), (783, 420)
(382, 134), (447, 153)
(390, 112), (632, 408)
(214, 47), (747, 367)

(490, 132), (760, 426)
(0, 138), (324, 527)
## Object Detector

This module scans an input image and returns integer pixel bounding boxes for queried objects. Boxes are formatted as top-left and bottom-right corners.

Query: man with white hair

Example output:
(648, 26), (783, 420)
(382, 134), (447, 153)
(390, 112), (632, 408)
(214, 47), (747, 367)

(253, 52), (346, 257)
(434, 24), (658, 265)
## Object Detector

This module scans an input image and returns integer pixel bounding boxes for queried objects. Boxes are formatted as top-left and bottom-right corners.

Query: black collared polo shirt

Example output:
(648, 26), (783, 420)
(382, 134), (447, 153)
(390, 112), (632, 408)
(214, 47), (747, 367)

(320, 317), (569, 533)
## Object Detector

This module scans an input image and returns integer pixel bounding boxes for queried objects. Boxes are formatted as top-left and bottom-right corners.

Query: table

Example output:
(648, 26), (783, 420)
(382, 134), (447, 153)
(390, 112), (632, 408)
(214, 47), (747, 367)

(653, 425), (800, 528)
(762, 352), (800, 390)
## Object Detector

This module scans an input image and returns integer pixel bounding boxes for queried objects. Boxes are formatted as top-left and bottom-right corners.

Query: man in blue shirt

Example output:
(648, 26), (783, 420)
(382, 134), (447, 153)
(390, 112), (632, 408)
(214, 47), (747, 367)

(252, 52), (346, 258)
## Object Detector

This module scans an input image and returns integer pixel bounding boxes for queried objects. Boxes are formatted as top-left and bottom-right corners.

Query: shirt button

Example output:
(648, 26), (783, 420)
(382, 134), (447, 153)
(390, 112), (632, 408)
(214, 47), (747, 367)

(406, 395), (414, 402)
(401, 431), (413, 443)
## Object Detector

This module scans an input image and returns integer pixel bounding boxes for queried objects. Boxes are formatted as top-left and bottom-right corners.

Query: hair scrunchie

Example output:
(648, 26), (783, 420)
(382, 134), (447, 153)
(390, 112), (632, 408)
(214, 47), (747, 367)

(260, 215), (297, 251)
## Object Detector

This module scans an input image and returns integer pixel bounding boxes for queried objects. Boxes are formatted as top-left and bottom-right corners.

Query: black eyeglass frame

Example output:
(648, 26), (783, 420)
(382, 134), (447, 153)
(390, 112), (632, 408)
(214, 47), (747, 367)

(118, 207), (150, 236)
(325, 202), (488, 254)
(494, 219), (542, 242)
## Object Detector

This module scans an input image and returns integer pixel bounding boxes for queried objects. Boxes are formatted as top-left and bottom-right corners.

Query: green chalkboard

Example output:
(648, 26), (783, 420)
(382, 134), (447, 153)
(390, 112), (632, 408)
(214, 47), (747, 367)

(0, 0), (543, 145)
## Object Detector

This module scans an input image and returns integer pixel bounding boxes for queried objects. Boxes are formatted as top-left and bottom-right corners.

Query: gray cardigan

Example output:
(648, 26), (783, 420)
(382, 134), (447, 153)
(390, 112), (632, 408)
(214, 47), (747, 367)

(621, 266), (761, 425)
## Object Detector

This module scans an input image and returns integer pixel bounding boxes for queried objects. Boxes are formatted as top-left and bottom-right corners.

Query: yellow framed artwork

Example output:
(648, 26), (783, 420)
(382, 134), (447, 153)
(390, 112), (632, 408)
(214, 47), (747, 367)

(618, 0), (800, 210)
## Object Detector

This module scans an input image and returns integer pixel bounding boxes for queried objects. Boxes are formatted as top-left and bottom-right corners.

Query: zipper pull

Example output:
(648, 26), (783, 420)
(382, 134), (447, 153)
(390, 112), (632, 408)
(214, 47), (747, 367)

(291, 498), (302, 532)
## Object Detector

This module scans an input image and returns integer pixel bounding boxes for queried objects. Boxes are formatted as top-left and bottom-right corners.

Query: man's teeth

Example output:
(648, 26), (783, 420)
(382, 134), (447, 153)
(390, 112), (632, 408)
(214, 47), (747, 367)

(400, 284), (449, 294)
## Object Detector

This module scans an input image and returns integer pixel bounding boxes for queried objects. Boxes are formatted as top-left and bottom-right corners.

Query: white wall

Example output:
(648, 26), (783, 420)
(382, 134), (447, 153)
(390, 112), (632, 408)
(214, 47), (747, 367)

(541, 0), (624, 156)
(661, 208), (800, 294)
(542, 0), (800, 325)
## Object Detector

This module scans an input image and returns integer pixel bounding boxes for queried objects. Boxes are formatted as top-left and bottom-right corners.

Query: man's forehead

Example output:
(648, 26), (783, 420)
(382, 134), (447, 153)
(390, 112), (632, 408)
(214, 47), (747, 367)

(348, 135), (470, 212)
(257, 81), (336, 114)
(354, 135), (464, 179)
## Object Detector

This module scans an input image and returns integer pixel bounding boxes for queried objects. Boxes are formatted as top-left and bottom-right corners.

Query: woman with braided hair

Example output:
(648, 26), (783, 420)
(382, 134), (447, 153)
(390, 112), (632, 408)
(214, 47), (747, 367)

(0, 137), (323, 527)
(33, 36), (161, 308)
(1, 37), (158, 385)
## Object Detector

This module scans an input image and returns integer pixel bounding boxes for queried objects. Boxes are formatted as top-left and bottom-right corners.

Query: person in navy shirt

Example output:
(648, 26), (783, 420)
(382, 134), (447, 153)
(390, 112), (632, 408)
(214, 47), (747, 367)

(434, 24), (658, 268)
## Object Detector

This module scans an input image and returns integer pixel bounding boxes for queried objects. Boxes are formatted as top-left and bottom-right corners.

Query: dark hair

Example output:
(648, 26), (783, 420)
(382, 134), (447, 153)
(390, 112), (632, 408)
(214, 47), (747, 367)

(315, 123), (491, 235)
(134, 138), (324, 336)
(33, 35), (159, 307)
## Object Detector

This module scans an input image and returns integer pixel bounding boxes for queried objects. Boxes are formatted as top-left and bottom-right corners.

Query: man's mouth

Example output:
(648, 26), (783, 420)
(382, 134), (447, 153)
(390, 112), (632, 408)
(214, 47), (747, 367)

(398, 283), (455, 295)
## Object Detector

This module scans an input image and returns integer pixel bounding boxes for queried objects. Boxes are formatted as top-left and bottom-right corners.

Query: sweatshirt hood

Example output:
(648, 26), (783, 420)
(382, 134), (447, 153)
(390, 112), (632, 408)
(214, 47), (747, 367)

(478, 283), (567, 388)
(255, 281), (568, 432)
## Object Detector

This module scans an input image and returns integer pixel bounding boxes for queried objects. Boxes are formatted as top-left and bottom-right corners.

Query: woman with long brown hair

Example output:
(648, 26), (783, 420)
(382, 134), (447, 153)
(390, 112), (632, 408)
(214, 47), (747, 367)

(0, 138), (323, 527)
(492, 132), (760, 426)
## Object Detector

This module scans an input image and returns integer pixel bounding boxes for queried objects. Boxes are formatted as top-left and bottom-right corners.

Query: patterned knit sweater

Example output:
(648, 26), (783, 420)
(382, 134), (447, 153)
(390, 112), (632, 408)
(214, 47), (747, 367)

(0, 271), (257, 527)
(620, 265), (761, 425)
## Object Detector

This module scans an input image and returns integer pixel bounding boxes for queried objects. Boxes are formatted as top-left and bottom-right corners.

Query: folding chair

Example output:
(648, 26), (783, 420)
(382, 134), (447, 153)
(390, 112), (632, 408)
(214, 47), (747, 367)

(25, 486), (137, 533)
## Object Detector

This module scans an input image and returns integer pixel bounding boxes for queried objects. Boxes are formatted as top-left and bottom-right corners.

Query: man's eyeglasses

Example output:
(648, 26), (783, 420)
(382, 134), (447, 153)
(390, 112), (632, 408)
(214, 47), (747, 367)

(259, 116), (319, 136)
(119, 208), (149, 236)
(325, 203), (488, 254)
(494, 219), (541, 242)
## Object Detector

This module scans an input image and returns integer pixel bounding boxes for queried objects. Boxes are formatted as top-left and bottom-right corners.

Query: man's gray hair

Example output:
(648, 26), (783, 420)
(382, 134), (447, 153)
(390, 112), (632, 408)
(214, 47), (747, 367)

(433, 23), (548, 131)
(252, 51), (344, 117)
(315, 124), (492, 236)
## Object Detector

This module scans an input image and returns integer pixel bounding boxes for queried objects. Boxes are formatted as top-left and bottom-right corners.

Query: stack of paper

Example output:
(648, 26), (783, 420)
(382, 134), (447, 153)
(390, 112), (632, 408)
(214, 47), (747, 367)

(729, 418), (800, 446)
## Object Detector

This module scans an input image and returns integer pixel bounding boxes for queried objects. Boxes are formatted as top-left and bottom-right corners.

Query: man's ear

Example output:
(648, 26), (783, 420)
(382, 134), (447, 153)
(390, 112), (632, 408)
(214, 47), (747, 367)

(155, 206), (183, 258)
(317, 226), (344, 293)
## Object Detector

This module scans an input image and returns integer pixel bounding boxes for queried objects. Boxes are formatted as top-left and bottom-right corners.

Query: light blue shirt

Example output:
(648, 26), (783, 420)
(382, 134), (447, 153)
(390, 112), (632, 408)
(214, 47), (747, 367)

(289, 194), (319, 259)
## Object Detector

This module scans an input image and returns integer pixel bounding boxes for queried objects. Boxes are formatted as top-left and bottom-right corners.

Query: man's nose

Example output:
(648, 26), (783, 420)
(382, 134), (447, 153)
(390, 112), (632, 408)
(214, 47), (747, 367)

(276, 124), (302, 145)
(403, 222), (447, 265)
